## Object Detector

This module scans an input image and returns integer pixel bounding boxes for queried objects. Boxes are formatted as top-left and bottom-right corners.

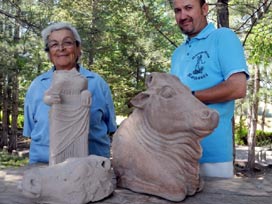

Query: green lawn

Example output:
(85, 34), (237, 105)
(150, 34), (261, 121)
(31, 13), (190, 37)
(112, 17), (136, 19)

(0, 150), (28, 170)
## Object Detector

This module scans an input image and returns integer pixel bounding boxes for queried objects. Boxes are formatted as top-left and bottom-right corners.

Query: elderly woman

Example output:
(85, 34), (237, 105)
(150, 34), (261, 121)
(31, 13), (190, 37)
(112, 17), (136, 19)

(23, 22), (117, 164)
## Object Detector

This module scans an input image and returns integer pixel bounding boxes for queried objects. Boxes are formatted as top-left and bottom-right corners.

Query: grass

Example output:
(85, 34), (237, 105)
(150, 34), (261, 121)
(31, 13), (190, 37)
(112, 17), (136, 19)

(0, 150), (29, 170)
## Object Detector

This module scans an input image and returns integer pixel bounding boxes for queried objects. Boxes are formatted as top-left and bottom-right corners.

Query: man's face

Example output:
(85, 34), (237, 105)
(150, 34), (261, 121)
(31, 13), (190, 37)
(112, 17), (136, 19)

(173, 0), (208, 38)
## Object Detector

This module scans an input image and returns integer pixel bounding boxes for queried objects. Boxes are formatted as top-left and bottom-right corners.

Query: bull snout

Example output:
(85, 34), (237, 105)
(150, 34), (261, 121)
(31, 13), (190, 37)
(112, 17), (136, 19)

(200, 109), (219, 126)
(100, 159), (111, 171)
(20, 170), (42, 198)
(192, 108), (219, 137)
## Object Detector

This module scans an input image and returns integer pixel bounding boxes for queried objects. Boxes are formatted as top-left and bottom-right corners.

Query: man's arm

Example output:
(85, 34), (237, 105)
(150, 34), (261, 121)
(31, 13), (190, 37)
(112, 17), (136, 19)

(194, 72), (247, 104)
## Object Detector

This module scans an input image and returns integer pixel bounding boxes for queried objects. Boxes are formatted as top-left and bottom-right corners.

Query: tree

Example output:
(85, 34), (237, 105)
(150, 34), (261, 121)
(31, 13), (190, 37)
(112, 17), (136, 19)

(0, 0), (272, 159)
(0, 0), (49, 151)
(245, 3), (272, 171)
(217, 0), (230, 27)
(246, 65), (260, 170)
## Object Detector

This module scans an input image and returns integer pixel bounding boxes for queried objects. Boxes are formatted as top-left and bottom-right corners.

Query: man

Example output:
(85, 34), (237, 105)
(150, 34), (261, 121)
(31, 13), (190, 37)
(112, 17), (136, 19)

(171, 0), (249, 177)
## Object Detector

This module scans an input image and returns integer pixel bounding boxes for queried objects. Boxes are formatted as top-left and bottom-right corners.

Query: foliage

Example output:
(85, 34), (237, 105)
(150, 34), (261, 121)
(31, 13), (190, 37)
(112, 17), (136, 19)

(235, 120), (272, 146)
(0, 0), (182, 116)
(235, 115), (248, 145)
(255, 130), (272, 147)
(0, 1), (272, 148)
(17, 114), (24, 129)
(0, 150), (28, 170)
(246, 14), (272, 66)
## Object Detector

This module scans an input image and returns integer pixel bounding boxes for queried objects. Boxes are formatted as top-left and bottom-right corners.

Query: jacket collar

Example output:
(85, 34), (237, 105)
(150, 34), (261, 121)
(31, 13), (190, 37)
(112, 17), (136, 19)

(185, 22), (215, 43)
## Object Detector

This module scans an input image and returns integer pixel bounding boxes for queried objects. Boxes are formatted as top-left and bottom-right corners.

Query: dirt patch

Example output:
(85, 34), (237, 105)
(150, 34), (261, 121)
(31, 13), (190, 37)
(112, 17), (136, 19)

(235, 161), (272, 178)
(17, 136), (30, 152)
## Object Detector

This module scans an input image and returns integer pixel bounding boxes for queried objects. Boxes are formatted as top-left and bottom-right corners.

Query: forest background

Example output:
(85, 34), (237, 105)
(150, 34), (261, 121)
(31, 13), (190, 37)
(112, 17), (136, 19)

(0, 0), (272, 170)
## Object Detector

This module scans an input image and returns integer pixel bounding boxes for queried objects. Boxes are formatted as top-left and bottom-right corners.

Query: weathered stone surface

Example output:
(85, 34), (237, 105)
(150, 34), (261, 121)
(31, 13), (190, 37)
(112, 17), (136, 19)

(43, 68), (92, 165)
(19, 155), (114, 204)
(112, 72), (219, 202)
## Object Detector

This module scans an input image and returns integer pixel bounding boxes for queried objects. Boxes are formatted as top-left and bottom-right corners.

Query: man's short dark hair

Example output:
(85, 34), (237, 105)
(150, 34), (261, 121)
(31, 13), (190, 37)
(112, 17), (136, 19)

(172, 0), (206, 7)
(200, 0), (206, 6)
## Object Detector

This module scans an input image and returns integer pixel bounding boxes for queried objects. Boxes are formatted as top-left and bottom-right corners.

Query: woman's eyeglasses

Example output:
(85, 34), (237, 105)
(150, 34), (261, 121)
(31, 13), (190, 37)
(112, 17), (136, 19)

(46, 39), (77, 51)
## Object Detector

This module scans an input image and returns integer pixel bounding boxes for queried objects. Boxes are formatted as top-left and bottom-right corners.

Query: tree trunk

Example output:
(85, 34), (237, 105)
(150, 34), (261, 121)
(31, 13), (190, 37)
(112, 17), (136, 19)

(0, 72), (3, 147)
(232, 116), (235, 164)
(10, 72), (18, 151)
(247, 65), (260, 171)
(2, 75), (9, 149)
(9, 22), (20, 151)
(88, 0), (99, 66)
(7, 75), (13, 152)
(261, 94), (267, 132)
(217, 0), (229, 28)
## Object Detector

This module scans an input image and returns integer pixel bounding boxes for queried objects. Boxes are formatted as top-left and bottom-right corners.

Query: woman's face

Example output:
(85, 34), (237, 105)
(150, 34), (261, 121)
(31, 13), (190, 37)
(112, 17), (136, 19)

(47, 29), (81, 70)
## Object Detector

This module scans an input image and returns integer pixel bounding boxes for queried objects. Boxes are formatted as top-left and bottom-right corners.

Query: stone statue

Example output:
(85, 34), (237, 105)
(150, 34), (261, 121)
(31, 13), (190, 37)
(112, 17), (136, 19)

(19, 155), (114, 204)
(44, 68), (92, 165)
(112, 72), (219, 202)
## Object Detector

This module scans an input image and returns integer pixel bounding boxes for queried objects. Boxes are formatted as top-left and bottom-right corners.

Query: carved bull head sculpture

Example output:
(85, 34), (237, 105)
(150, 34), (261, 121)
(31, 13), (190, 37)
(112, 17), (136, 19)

(112, 72), (219, 202)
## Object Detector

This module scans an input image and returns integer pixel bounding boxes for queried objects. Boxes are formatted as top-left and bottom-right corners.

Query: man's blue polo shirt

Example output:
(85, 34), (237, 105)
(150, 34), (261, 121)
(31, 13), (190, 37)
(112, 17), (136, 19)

(171, 23), (249, 163)
(23, 66), (117, 164)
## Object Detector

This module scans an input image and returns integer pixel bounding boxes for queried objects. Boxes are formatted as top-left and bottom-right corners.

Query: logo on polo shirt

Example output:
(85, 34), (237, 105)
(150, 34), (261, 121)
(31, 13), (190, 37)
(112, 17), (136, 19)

(188, 51), (209, 80)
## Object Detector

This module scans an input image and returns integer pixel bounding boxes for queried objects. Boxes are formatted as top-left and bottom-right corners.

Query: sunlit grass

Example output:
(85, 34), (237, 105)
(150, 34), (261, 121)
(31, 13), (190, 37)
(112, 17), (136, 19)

(0, 150), (29, 170)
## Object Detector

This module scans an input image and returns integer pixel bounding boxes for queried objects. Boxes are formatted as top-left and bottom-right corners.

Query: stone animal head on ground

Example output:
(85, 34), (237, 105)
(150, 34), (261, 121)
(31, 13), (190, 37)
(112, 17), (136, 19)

(19, 155), (114, 204)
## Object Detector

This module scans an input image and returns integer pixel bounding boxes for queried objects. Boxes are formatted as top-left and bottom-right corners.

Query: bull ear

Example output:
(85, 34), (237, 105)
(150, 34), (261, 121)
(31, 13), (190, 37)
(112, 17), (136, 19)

(145, 74), (153, 87)
(130, 92), (150, 109)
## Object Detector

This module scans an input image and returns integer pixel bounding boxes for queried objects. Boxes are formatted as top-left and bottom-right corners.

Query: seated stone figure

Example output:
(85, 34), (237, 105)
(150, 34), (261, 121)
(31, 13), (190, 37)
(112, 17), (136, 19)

(19, 155), (114, 204)
(112, 72), (219, 202)
(44, 68), (92, 165)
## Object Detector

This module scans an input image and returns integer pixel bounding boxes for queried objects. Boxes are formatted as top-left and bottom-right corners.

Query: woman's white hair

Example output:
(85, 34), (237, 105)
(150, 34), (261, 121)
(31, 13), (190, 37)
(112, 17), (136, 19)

(41, 22), (81, 52)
